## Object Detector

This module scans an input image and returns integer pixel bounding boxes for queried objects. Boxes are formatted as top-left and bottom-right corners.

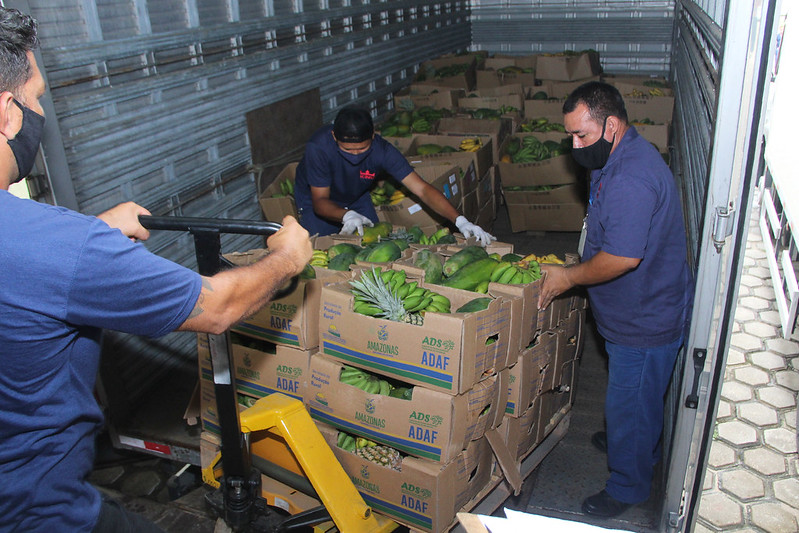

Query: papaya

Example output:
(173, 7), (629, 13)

(440, 257), (499, 291)
(361, 222), (393, 244)
(456, 297), (492, 313)
(442, 246), (489, 277)
(532, 90), (549, 100)
(392, 238), (410, 251)
(364, 241), (402, 262)
(440, 145), (458, 153)
(414, 248), (444, 284)
(407, 226), (424, 243)
(437, 233), (457, 244)
(299, 263), (316, 279)
(327, 242), (362, 259)
(501, 253), (524, 263)
(416, 143), (443, 155)
(328, 252), (356, 271)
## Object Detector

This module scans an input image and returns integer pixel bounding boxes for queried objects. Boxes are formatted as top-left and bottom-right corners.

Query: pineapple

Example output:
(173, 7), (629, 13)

(355, 438), (403, 471)
(350, 268), (424, 326)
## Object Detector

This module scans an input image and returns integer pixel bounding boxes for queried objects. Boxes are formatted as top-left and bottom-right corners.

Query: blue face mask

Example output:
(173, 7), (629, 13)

(337, 144), (373, 165)
(8, 99), (45, 183)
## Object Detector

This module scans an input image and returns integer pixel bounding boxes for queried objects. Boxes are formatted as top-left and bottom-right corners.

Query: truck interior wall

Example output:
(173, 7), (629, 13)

(469, 0), (675, 75)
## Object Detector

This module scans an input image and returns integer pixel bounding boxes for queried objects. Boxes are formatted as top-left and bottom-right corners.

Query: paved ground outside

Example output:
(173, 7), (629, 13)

(694, 193), (799, 532)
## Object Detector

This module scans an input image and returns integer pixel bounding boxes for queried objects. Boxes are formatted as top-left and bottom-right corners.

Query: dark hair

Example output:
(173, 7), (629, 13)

(0, 8), (38, 96)
(563, 81), (628, 125)
(333, 106), (374, 143)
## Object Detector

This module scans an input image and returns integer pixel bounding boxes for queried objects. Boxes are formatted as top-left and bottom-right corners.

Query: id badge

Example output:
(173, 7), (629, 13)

(577, 215), (587, 258)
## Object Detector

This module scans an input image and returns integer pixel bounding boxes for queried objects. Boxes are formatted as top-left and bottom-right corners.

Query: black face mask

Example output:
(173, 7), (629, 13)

(7, 99), (45, 183)
(571, 117), (614, 170)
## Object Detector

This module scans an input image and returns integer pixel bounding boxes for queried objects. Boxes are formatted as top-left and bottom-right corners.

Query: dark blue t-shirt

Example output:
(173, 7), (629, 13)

(294, 125), (414, 235)
(582, 127), (693, 347)
(0, 191), (201, 532)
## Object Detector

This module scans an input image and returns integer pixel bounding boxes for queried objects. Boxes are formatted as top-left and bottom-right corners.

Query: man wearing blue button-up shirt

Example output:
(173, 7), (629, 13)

(538, 81), (693, 518)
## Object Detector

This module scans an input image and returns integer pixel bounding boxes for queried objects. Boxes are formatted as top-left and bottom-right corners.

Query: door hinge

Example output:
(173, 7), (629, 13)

(712, 205), (736, 253)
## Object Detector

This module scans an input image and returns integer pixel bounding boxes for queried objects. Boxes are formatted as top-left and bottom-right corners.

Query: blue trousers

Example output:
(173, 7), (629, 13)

(604, 335), (682, 504)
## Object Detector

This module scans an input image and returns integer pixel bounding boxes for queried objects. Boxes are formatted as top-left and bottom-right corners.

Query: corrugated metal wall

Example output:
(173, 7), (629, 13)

(670, 0), (725, 264)
(24, 0), (471, 410)
(469, 0), (675, 75)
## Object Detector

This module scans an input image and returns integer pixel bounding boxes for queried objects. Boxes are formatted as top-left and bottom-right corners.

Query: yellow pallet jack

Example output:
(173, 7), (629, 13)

(140, 215), (397, 533)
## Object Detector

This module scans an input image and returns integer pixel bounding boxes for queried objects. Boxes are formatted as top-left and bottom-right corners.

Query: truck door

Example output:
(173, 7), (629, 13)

(663, 1), (784, 530)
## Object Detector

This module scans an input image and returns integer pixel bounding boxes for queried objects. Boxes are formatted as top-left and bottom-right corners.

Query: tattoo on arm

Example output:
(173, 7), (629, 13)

(188, 278), (213, 319)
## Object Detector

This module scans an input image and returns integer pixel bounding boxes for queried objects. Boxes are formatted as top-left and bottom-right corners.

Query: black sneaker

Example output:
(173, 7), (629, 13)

(581, 490), (633, 518)
(591, 431), (607, 453)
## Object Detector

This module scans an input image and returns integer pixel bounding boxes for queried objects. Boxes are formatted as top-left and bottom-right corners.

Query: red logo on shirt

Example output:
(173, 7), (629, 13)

(360, 170), (376, 181)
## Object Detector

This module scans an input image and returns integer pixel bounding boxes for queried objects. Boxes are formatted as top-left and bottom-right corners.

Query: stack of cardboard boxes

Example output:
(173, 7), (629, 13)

(196, 230), (585, 532)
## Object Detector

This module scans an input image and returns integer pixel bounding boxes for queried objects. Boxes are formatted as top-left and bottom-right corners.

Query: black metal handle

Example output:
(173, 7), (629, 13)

(139, 215), (283, 236)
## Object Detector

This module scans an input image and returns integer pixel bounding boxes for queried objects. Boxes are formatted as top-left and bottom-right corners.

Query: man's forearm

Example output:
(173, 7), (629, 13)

(180, 250), (299, 334)
(418, 184), (460, 223)
(564, 251), (640, 287)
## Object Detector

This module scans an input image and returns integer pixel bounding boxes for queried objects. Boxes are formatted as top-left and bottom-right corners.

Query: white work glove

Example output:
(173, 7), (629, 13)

(456, 215), (496, 247)
(340, 209), (374, 236)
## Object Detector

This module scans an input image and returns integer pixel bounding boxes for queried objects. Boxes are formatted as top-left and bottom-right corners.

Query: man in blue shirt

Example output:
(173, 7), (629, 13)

(538, 82), (693, 518)
(294, 106), (495, 245)
(0, 8), (312, 532)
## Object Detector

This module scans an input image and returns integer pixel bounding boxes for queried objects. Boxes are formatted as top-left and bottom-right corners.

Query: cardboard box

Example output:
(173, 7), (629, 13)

(435, 117), (513, 164)
(504, 202), (586, 232)
(476, 167), (495, 210)
(535, 51), (601, 81)
(546, 76), (602, 99)
(197, 335), (314, 432)
(633, 124), (670, 154)
(502, 183), (585, 205)
(305, 354), (507, 463)
(460, 189), (479, 221)
(604, 75), (673, 98)
(258, 163), (299, 222)
(505, 332), (558, 417)
(319, 276), (513, 395)
(474, 70), (503, 89)
(379, 163), (468, 228)
(405, 134), (494, 180)
(475, 196), (496, 234)
(380, 134), (416, 154)
(469, 84), (526, 98)
(497, 133), (583, 187)
(457, 94), (525, 115)
(318, 422), (494, 533)
(498, 396), (543, 461)
(394, 85), (464, 110)
(488, 277), (548, 353)
(416, 163), (463, 209)
(625, 96), (675, 124)
(523, 98), (566, 122)
(227, 249), (349, 349)
(539, 310), (584, 433)
(417, 56), (478, 91)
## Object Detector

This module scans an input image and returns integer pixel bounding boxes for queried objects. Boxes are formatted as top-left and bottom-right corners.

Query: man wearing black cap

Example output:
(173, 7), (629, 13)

(293, 105), (495, 245)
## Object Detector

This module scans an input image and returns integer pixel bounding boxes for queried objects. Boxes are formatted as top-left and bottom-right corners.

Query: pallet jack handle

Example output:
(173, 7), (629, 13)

(139, 215), (289, 531)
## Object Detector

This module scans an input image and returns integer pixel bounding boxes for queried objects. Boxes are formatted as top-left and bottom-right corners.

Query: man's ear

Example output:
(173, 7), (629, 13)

(0, 91), (18, 140)
(606, 115), (621, 139)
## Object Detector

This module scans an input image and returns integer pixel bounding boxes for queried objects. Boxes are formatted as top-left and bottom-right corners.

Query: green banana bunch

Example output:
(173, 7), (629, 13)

(339, 365), (393, 395)
(489, 261), (542, 284)
(278, 179), (294, 196)
(337, 431), (358, 452)
(381, 268), (452, 314)
(418, 227), (453, 245)
(309, 249), (329, 267)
